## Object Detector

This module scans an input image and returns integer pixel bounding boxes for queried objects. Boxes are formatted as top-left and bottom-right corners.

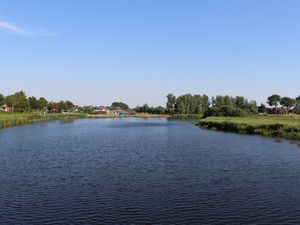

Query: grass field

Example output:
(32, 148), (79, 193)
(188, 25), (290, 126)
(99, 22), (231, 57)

(0, 113), (89, 129)
(199, 115), (300, 140)
(133, 113), (169, 118)
(0, 112), (168, 129)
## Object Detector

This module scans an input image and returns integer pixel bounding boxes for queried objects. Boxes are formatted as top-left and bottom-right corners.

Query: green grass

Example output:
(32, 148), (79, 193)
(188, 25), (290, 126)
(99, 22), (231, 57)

(0, 112), (169, 129)
(199, 115), (300, 140)
(133, 113), (169, 118)
(0, 112), (89, 128)
(171, 114), (203, 120)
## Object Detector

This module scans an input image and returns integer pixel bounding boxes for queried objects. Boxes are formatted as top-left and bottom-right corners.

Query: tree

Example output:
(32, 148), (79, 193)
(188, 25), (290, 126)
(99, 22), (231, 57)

(5, 95), (16, 112)
(258, 103), (267, 113)
(141, 103), (150, 113)
(0, 93), (5, 106)
(280, 97), (295, 113)
(28, 96), (39, 110)
(111, 102), (129, 110)
(166, 94), (176, 114)
(38, 97), (48, 110)
(267, 94), (281, 114)
(65, 100), (75, 111)
(47, 102), (58, 112)
(12, 91), (29, 112)
(79, 105), (94, 114)
(235, 96), (246, 109)
(295, 96), (300, 114)
(57, 101), (67, 112)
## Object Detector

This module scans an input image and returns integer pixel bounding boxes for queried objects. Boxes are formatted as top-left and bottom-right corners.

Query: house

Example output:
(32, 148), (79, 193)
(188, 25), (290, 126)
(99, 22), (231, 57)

(95, 106), (111, 114)
(267, 107), (293, 115)
(111, 107), (126, 115)
(49, 108), (59, 113)
(0, 104), (13, 112)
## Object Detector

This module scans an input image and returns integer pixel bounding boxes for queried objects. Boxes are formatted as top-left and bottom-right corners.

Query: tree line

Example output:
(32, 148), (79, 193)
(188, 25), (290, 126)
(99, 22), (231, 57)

(165, 94), (257, 116)
(0, 91), (76, 113)
(264, 94), (300, 114)
(1, 91), (300, 116)
(165, 93), (300, 116)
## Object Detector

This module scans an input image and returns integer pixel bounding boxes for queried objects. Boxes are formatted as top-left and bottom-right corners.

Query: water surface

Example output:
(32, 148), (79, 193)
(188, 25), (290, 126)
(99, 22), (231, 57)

(0, 118), (300, 224)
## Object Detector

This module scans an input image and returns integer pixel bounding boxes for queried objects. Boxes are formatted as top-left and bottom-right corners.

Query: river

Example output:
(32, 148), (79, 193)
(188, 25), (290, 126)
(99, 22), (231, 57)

(0, 118), (300, 224)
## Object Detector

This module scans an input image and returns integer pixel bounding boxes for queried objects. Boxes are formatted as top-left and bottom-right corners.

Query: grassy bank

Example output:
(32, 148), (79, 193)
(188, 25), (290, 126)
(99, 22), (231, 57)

(199, 115), (300, 140)
(171, 114), (203, 120)
(0, 113), (89, 129)
(133, 113), (169, 118)
(0, 112), (169, 129)
(89, 113), (168, 118)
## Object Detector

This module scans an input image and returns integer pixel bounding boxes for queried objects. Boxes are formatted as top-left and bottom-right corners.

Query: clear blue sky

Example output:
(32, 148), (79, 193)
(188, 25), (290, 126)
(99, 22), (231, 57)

(1, 0), (299, 107)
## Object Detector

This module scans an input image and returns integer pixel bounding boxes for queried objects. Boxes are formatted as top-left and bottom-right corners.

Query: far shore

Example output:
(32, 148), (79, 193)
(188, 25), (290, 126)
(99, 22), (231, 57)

(2, 112), (300, 142)
(199, 115), (300, 141)
(0, 112), (169, 129)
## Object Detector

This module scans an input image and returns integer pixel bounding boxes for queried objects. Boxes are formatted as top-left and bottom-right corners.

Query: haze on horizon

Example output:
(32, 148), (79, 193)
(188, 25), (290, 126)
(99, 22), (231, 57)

(1, 0), (299, 107)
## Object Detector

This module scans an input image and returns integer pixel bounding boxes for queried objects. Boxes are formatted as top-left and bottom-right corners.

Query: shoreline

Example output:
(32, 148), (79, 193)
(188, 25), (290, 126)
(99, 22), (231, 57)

(198, 116), (300, 141)
(0, 113), (169, 129)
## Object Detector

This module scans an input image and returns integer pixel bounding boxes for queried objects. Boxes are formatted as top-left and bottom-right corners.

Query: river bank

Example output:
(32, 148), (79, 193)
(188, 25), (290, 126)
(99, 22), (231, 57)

(198, 115), (300, 140)
(0, 113), (169, 129)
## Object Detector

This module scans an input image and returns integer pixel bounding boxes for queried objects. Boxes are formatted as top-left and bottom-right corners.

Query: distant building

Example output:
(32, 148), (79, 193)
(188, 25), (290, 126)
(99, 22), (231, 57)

(111, 107), (126, 115)
(0, 104), (13, 112)
(49, 109), (59, 113)
(95, 106), (111, 114)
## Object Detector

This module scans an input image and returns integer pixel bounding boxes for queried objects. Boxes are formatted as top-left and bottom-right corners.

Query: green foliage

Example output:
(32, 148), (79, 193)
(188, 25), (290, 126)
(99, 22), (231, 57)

(1, 91), (76, 113)
(47, 102), (58, 111)
(79, 106), (94, 114)
(28, 96), (39, 110)
(205, 95), (257, 117)
(280, 97), (295, 110)
(258, 103), (267, 113)
(199, 115), (300, 140)
(111, 102), (129, 110)
(0, 93), (5, 106)
(295, 96), (300, 114)
(267, 94), (281, 114)
(0, 113), (88, 129)
(166, 93), (176, 114)
(38, 97), (48, 110)
(6, 91), (30, 112)
(135, 104), (165, 114)
(174, 93), (209, 115)
(166, 94), (257, 117)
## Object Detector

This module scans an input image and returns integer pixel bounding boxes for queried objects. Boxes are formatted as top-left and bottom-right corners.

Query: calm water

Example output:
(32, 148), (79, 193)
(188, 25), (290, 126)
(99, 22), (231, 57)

(1, 118), (300, 224)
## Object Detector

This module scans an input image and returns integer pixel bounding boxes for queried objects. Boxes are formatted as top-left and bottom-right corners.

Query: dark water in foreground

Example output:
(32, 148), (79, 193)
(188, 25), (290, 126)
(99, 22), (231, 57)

(1, 118), (300, 224)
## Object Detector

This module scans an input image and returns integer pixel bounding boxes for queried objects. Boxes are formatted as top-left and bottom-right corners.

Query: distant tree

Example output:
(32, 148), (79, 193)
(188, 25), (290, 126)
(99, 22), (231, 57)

(47, 102), (58, 112)
(280, 97), (296, 113)
(248, 100), (258, 114)
(57, 101), (67, 112)
(28, 96), (39, 110)
(235, 96), (246, 109)
(0, 93), (5, 106)
(202, 95), (210, 112)
(166, 94), (176, 114)
(38, 97), (48, 110)
(111, 102), (129, 110)
(5, 95), (16, 112)
(79, 105), (94, 114)
(65, 100), (75, 111)
(258, 103), (267, 113)
(13, 91), (29, 112)
(154, 106), (165, 114)
(267, 94), (281, 114)
(295, 96), (300, 114)
(5, 91), (30, 112)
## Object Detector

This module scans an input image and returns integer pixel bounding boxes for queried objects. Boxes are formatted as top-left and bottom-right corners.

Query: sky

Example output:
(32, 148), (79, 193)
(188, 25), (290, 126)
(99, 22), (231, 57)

(0, 0), (300, 107)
